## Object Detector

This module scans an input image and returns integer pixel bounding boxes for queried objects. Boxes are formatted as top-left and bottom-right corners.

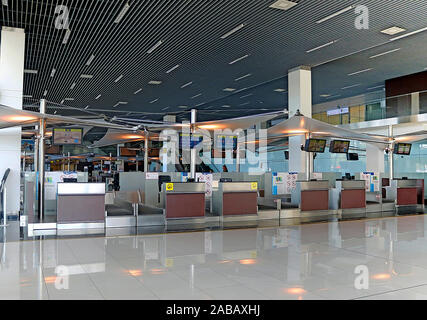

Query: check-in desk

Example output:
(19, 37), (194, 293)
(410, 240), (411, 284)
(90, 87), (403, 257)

(212, 182), (258, 217)
(330, 180), (366, 216)
(57, 183), (105, 229)
(161, 182), (206, 220)
(291, 180), (330, 212)
(388, 179), (424, 213)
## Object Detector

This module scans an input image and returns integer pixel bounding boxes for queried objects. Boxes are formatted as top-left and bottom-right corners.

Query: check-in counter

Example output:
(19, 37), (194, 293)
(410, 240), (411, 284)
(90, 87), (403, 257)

(57, 183), (105, 229)
(291, 180), (329, 212)
(389, 179), (420, 209)
(161, 182), (205, 219)
(212, 182), (258, 216)
(330, 180), (366, 215)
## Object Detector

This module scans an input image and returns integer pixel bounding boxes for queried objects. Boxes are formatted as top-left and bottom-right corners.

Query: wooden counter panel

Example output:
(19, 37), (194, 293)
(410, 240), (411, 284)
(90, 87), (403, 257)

(223, 192), (257, 215)
(166, 193), (205, 218)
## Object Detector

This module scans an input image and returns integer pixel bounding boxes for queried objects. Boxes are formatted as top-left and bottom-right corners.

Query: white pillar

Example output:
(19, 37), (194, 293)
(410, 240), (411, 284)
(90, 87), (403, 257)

(144, 136), (149, 172)
(366, 144), (384, 173)
(411, 92), (420, 115)
(388, 125), (394, 180)
(288, 66), (312, 177)
(190, 109), (197, 179)
(0, 27), (25, 216)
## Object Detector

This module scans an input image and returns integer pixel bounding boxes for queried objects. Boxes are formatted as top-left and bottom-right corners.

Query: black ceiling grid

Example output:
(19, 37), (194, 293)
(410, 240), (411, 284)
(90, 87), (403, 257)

(1, 0), (427, 122)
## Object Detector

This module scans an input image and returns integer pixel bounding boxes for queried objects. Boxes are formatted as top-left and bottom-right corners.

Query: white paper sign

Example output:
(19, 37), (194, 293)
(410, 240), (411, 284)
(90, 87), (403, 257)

(196, 173), (213, 197)
(146, 172), (159, 180)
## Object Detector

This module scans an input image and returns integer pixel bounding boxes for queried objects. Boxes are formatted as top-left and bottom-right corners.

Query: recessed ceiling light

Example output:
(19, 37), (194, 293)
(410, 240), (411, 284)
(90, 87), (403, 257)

(326, 94), (341, 99)
(70, 82), (76, 90)
(235, 73), (252, 81)
(44, 90), (47, 96)
(348, 68), (373, 76)
(84, 105), (89, 109)
(147, 40), (163, 54)
(316, 5), (355, 24)
(149, 99), (159, 104)
(86, 54), (95, 66)
(390, 26), (427, 41)
(161, 107), (169, 111)
(223, 88), (236, 92)
(381, 26), (406, 36)
(190, 93), (202, 99)
(240, 93), (253, 99)
(221, 24), (245, 39)
(341, 84), (361, 90)
(195, 102), (206, 107)
(50, 69), (56, 77)
(178, 105), (188, 109)
(80, 74), (93, 79)
(148, 80), (162, 85)
(367, 85), (384, 90)
(24, 69), (38, 74)
(181, 81), (193, 88)
(229, 54), (249, 65)
(54, 111), (57, 114)
(95, 94), (101, 100)
(166, 64), (180, 74)
(23, 95), (32, 98)
(369, 48), (401, 59)
(134, 88), (143, 94)
(274, 88), (286, 92)
(64, 98), (74, 101)
(320, 94), (331, 97)
(114, 2), (131, 24)
(306, 40), (338, 53)
(62, 29), (71, 44)
(221, 105), (232, 108)
(60, 99), (65, 104)
(113, 101), (128, 108)
(114, 75), (124, 82)
(239, 102), (250, 106)
(269, 0), (297, 11)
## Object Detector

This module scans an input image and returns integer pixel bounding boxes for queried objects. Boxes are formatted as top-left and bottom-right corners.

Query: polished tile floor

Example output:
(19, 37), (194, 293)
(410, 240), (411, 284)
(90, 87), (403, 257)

(2, 214), (427, 299)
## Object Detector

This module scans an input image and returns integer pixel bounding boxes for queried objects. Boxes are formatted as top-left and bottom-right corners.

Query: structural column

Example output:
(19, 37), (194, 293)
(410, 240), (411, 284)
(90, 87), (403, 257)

(144, 136), (149, 172)
(366, 144), (385, 174)
(0, 27), (26, 216)
(190, 109), (197, 179)
(288, 66), (312, 180)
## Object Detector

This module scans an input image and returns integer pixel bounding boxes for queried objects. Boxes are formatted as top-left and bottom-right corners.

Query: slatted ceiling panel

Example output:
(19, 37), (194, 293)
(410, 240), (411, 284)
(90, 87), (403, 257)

(2, 1), (427, 122)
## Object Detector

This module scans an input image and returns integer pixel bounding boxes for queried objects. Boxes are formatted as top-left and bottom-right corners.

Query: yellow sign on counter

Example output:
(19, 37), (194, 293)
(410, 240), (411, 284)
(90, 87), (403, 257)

(251, 182), (258, 190)
(166, 183), (174, 191)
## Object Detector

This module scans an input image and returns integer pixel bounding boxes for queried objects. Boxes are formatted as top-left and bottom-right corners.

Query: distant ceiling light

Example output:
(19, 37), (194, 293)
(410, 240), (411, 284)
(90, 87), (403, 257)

(367, 85), (384, 90)
(190, 93), (202, 99)
(149, 99), (159, 104)
(320, 94), (331, 97)
(316, 5), (355, 24)
(166, 64), (180, 74)
(240, 93), (253, 99)
(24, 69), (38, 74)
(115, 74), (124, 82)
(221, 23), (245, 39)
(223, 88), (236, 92)
(60, 99), (65, 104)
(23, 95), (32, 98)
(64, 98), (74, 101)
(221, 105), (232, 108)
(113, 101), (128, 108)
(235, 73), (252, 81)
(274, 88), (286, 92)
(95, 94), (101, 100)
(161, 107), (169, 110)
(369, 48), (401, 59)
(43, 90), (47, 96)
(62, 29), (71, 44)
(70, 82), (76, 90)
(134, 88), (143, 94)
(381, 26), (406, 36)
(181, 81), (193, 88)
(229, 54), (249, 65)
(390, 26), (427, 41)
(239, 102), (250, 106)
(80, 74), (93, 79)
(306, 40), (338, 53)
(114, 2), (131, 24)
(178, 106), (188, 109)
(54, 111), (57, 114)
(147, 40), (163, 54)
(348, 68), (373, 76)
(341, 84), (361, 90)
(85, 105), (89, 109)
(86, 54), (95, 66)
(269, 0), (297, 11)
(50, 68), (56, 77)
(195, 102), (205, 107)
(326, 94), (341, 99)
(148, 80), (162, 85)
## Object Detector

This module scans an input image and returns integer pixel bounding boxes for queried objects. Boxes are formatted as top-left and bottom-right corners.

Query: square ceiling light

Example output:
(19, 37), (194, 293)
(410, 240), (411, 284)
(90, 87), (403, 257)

(269, 0), (297, 11)
(381, 26), (406, 35)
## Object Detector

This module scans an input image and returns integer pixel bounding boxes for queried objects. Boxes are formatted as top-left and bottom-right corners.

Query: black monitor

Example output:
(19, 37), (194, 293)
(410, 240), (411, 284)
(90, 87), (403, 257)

(345, 173), (351, 180)
(53, 128), (83, 145)
(158, 175), (171, 192)
(329, 140), (350, 153)
(304, 139), (327, 153)
(393, 143), (412, 155)
(63, 178), (78, 183)
(347, 153), (359, 161)
(284, 151), (289, 160)
(220, 178), (232, 182)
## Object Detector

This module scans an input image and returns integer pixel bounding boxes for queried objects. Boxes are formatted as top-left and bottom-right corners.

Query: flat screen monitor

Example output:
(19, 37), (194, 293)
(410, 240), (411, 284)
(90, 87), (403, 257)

(304, 139), (327, 153)
(329, 140), (350, 153)
(393, 143), (412, 155)
(53, 128), (82, 145)
(347, 153), (359, 161)
(284, 151), (289, 160)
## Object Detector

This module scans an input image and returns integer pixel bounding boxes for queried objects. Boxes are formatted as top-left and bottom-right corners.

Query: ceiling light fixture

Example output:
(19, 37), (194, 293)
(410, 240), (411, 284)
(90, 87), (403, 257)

(178, 106), (188, 109)
(161, 107), (169, 110)
(62, 29), (71, 44)
(190, 93), (202, 99)
(306, 40), (338, 53)
(229, 54), (249, 65)
(348, 68), (373, 76)
(149, 99), (159, 104)
(316, 5), (355, 24)
(390, 26), (427, 41)
(269, 0), (298, 11)
(166, 64), (180, 74)
(23, 95), (32, 98)
(148, 80), (162, 85)
(240, 93), (253, 99)
(274, 88), (286, 92)
(369, 48), (401, 59)
(95, 94), (101, 100)
(86, 54), (95, 66)
(115, 75), (124, 82)
(114, 2), (131, 24)
(235, 73), (252, 81)
(320, 94), (331, 97)
(64, 98), (74, 101)
(223, 88), (236, 92)
(80, 74), (93, 79)
(341, 84), (361, 90)
(134, 88), (143, 94)
(24, 69), (38, 74)
(381, 26), (406, 36)
(44, 90), (47, 96)
(367, 85), (384, 90)
(181, 81), (193, 88)
(221, 23), (245, 39)
(147, 40), (163, 54)
(70, 82), (76, 90)
(85, 105), (89, 109)
(50, 68), (56, 77)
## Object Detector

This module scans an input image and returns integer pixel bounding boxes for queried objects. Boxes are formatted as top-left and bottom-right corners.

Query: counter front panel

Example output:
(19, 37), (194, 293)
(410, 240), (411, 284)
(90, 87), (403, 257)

(397, 188), (418, 205)
(222, 192), (257, 215)
(341, 189), (366, 209)
(166, 193), (205, 218)
(300, 190), (329, 211)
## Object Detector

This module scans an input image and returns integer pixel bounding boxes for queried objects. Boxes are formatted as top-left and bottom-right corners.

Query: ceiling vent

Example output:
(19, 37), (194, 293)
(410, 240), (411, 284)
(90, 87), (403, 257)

(269, 0), (297, 11)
